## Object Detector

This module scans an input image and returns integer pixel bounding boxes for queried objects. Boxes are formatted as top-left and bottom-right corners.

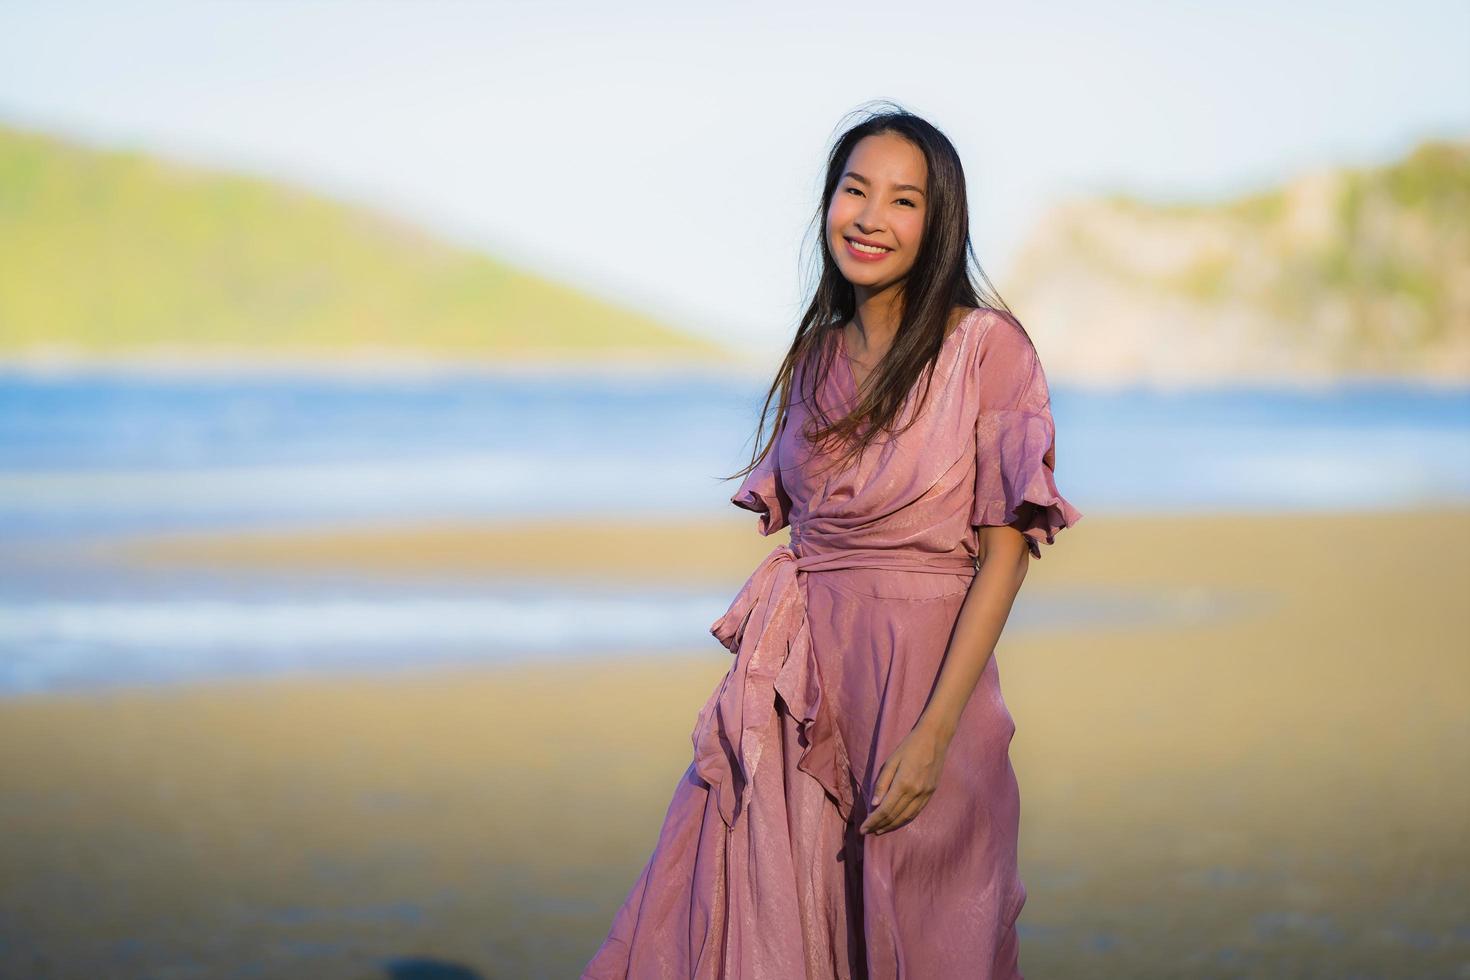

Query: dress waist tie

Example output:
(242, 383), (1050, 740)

(693, 540), (978, 829)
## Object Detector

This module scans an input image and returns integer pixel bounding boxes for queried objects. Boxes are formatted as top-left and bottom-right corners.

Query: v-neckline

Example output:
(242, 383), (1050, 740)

(837, 308), (977, 394)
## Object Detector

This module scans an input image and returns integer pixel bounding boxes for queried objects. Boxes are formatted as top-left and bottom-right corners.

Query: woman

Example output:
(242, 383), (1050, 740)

(583, 105), (1082, 979)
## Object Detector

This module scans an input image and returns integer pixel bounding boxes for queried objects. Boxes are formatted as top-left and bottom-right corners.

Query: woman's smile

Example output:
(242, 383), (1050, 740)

(844, 236), (894, 262)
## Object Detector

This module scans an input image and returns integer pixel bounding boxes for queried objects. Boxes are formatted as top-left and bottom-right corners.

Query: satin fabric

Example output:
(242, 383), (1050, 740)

(583, 308), (1082, 979)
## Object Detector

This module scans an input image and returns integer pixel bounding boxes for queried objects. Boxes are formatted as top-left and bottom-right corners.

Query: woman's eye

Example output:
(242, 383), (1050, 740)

(845, 187), (916, 207)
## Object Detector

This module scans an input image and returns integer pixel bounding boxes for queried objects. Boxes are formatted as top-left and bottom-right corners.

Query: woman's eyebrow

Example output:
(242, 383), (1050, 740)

(843, 171), (926, 196)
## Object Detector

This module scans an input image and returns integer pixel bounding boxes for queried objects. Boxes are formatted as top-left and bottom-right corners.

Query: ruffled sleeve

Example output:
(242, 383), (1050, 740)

(970, 313), (1082, 558)
(731, 427), (791, 536)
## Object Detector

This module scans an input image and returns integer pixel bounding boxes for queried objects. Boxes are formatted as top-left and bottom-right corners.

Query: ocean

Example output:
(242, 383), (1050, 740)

(2, 368), (1466, 695)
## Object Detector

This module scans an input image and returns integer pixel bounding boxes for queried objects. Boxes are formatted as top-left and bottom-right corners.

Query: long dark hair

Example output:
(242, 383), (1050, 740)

(728, 101), (1028, 485)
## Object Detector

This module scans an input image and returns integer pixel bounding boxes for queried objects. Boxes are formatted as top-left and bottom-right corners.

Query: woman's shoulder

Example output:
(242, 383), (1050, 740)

(961, 306), (1025, 343)
(945, 307), (1029, 377)
(965, 308), (1051, 412)
(965, 307), (1038, 367)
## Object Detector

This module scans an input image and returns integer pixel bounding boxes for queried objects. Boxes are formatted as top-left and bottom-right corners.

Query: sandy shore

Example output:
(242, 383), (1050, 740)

(3, 509), (1467, 978)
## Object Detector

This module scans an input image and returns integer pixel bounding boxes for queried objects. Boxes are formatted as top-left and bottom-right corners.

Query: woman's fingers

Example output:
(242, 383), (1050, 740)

(860, 778), (904, 834)
(858, 741), (941, 834)
(886, 793), (930, 832)
(861, 789), (905, 834)
(863, 787), (932, 835)
(860, 758), (899, 833)
(862, 779), (923, 834)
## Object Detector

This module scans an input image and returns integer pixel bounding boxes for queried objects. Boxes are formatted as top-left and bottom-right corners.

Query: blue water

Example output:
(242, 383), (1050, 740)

(1, 368), (1466, 696)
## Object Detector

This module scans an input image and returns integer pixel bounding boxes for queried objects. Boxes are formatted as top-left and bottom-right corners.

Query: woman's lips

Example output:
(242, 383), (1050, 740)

(844, 238), (893, 263)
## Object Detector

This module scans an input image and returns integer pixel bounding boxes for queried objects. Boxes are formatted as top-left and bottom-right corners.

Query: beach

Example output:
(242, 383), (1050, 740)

(2, 508), (1467, 978)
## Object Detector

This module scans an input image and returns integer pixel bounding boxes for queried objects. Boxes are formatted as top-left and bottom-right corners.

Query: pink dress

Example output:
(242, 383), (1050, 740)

(582, 307), (1082, 979)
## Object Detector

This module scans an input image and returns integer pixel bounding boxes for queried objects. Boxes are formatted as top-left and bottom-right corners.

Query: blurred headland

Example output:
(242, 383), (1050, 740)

(1009, 139), (1470, 387)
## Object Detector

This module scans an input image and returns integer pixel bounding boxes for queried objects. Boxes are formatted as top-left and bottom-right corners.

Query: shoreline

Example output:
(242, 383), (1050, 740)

(84, 505), (1470, 582)
(1, 348), (1466, 388)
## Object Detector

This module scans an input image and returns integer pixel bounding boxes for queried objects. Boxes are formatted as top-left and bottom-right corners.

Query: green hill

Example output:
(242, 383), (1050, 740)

(0, 124), (720, 361)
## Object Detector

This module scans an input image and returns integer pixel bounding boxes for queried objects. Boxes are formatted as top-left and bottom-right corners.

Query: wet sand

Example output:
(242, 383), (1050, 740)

(2, 509), (1467, 978)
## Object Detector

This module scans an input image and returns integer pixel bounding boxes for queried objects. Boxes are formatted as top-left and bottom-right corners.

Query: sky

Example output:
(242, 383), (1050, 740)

(1, 0), (1466, 356)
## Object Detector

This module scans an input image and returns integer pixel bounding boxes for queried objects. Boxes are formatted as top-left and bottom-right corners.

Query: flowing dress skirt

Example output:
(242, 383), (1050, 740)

(581, 559), (1025, 979)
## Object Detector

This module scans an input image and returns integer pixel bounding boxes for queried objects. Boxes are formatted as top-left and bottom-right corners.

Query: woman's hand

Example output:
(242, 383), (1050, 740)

(858, 717), (953, 836)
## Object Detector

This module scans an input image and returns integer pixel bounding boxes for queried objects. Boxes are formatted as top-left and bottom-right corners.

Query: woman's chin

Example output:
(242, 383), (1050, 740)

(840, 267), (896, 289)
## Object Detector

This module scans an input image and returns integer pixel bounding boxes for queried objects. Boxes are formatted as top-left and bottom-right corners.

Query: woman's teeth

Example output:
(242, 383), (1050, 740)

(850, 241), (891, 254)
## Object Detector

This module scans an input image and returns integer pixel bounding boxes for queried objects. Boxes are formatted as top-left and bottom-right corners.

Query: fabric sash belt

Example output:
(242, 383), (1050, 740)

(692, 536), (977, 828)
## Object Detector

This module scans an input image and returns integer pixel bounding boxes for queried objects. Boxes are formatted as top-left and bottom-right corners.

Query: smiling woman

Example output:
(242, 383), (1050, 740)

(834, 168), (923, 260)
(582, 101), (1082, 980)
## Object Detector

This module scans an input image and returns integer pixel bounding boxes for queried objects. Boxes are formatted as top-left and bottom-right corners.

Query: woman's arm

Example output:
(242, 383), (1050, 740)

(857, 524), (1029, 835)
(917, 524), (1030, 742)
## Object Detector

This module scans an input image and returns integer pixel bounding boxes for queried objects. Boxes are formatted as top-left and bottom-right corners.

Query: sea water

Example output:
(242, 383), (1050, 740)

(1, 368), (1465, 695)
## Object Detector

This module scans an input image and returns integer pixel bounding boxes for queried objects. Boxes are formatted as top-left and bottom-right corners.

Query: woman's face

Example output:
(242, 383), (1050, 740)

(826, 133), (928, 291)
